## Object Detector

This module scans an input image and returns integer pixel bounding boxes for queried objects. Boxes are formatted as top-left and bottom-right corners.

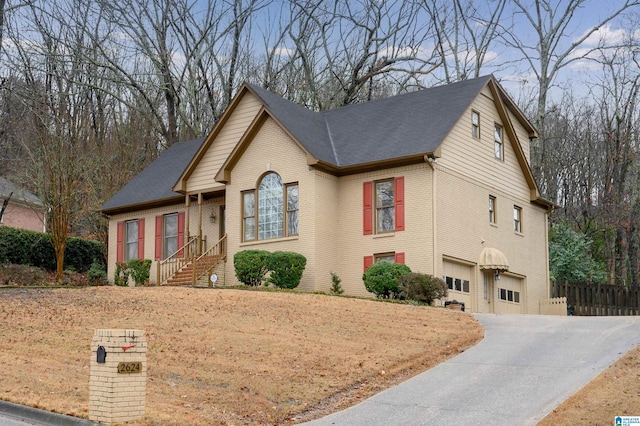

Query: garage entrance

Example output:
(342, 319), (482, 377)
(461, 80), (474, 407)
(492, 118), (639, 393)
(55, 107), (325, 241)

(443, 259), (474, 311)
(494, 274), (524, 314)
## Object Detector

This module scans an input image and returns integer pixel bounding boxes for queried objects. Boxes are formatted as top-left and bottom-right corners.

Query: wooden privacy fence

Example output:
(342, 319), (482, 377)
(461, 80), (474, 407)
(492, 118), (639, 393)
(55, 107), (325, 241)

(551, 281), (640, 316)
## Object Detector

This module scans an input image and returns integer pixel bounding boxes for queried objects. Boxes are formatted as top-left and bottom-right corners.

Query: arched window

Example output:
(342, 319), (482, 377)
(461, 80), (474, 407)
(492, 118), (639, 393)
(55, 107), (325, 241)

(242, 172), (298, 241)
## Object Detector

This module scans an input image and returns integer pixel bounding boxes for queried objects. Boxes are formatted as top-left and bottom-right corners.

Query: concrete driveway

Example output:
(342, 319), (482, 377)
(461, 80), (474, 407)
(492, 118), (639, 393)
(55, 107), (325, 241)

(304, 313), (640, 425)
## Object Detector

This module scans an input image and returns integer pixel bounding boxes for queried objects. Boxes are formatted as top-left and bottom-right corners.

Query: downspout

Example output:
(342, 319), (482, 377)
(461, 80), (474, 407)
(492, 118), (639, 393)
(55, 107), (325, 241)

(426, 155), (438, 287)
(185, 195), (191, 256)
(198, 193), (203, 255)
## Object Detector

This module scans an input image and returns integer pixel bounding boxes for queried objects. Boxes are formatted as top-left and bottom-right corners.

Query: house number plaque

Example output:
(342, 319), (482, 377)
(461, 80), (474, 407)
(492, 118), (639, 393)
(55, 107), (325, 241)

(117, 362), (142, 374)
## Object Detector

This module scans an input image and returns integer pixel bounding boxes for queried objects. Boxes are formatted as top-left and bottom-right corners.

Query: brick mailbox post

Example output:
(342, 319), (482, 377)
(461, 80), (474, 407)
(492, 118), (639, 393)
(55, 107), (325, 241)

(89, 329), (147, 424)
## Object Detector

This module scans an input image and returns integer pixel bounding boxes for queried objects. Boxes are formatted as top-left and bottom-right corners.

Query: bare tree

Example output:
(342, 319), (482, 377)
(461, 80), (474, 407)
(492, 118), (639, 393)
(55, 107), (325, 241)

(422, 0), (508, 83)
(503, 0), (640, 192)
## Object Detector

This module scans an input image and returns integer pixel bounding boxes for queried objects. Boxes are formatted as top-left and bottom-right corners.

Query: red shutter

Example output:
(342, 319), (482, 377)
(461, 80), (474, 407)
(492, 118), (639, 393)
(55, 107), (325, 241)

(137, 218), (145, 260)
(177, 212), (185, 258)
(155, 215), (163, 261)
(363, 181), (373, 235)
(116, 221), (124, 263)
(395, 252), (405, 264)
(395, 176), (405, 231)
(364, 255), (374, 272)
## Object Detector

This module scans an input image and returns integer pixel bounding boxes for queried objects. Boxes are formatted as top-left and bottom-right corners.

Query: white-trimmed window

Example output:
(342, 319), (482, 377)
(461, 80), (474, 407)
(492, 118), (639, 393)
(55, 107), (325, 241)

(242, 172), (298, 242)
(376, 179), (395, 233)
(494, 124), (503, 159)
(472, 110), (480, 138)
(125, 220), (138, 261)
(489, 195), (496, 224)
(514, 205), (522, 233)
(163, 213), (178, 258)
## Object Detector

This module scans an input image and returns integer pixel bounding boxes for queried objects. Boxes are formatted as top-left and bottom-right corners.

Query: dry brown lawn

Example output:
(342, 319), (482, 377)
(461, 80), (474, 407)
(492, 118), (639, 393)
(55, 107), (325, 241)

(539, 344), (640, 425)
(0, 287), (482, 425)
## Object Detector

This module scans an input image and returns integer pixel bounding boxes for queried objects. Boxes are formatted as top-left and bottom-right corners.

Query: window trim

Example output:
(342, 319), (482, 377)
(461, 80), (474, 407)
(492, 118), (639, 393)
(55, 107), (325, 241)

(494, 123), (503, 160)
(514, 205), (522, 233)
(241, 172), (298, 243)
(118, 218), (144, 262)
(375, 178), (395, 234)
(445, 275), (470, 293)
(364, 177), (404, 235)
(364, 252), (405, 272)
(499, 287), (520, 304)
(125, 219), (138, 261)
(471, 110), (480, 139)
(489, 195), (496, 224)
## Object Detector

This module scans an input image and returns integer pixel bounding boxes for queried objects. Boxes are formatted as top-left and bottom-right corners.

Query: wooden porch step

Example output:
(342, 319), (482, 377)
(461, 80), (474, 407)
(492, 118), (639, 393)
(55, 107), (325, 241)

(163, 255), (221, 286)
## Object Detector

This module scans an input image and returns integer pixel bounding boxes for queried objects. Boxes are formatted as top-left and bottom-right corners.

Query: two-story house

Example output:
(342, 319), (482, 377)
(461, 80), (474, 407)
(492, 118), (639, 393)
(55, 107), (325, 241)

(100, 75), (555, 314)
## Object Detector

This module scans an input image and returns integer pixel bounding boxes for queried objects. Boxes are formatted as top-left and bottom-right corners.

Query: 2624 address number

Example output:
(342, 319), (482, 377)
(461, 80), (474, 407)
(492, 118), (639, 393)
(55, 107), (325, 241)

(117, 362), (142, 374)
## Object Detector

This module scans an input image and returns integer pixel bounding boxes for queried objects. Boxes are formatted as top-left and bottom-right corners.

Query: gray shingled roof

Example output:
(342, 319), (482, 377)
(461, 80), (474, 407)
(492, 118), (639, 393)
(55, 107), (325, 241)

(102, 76), (496, 212)
(0, 177), (44, 207)
(248, 75), (493, 166)
(100, 138), (204, 213)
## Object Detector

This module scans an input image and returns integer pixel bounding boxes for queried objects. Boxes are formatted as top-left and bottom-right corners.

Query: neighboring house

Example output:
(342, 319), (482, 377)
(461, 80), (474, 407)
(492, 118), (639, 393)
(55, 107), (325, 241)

(0, 177), (45, 233)
(101, 75), (557, 314)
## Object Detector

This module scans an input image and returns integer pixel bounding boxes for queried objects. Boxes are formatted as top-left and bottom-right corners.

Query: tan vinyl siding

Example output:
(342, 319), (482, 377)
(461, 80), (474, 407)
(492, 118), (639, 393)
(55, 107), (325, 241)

(439, 86), (531, 202)
(508, 107), (532, 163)
(187, 93), (262, 193)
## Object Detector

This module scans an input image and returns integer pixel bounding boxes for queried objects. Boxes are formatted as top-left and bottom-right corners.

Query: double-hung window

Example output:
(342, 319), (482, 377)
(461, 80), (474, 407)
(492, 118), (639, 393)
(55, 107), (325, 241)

(472, 111), (480, 138)
(514, 206), (522, 233)
(489, 196), (496, 224)
(494, 124), (503, 159)
(376, 179), (395, 233)
(117, 218), (145, 262)
(163, 213), (178, 258)
(125, 220), (138, 261)
(363, 177), (404, 235)
(242, 172), (298, 242)
(364, 252), (405, 272)
(154, 212), (185, 260)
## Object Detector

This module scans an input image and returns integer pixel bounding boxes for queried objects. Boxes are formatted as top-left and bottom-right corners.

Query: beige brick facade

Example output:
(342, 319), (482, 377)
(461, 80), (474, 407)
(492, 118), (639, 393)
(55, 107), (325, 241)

(104, 79), (552, 314)
(89, 329), (147, 424)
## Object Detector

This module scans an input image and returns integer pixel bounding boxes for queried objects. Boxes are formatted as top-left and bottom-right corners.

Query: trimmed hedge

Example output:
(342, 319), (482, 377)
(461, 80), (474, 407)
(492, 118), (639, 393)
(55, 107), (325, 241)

(266, 251), (307, 289)
(363, 261), (411, 299)
(234, 250), (271, 286)
(234, 249), (307, 289)
(0, 226), (105, 273)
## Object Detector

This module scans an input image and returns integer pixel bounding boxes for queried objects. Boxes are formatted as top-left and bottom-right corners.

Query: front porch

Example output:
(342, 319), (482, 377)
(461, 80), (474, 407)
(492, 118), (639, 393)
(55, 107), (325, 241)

(156, 192), (227, 286)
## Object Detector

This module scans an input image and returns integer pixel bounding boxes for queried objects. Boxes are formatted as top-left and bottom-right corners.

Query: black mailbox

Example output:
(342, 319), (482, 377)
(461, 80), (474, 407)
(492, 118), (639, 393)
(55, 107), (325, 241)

(97, 345), (107, 363)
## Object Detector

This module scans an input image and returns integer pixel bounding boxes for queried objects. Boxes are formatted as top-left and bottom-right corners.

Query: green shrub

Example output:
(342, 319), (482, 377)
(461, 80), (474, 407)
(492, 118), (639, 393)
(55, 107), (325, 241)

(128, 259), (152, 286)
(87, 260), (108, 286)
(114, 262), (130, 287)
(0, 226), (104, 272)
(398, 272), (447, 304)
(330, 272), (344, 294)
(363, 262), (411, 299)
(234, 250), (270, 286)
(266, 251), (307, 289)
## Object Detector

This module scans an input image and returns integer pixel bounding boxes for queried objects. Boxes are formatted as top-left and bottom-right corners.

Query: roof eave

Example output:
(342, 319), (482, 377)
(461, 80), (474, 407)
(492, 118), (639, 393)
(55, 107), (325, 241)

(312, 153), (432, 177)
(99, 195), (185, 217)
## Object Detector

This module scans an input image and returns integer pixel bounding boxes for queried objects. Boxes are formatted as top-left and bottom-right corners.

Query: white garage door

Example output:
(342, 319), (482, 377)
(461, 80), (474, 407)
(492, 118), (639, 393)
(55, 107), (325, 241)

(495, 275), (523, 314)
(443, 260), (473, 311)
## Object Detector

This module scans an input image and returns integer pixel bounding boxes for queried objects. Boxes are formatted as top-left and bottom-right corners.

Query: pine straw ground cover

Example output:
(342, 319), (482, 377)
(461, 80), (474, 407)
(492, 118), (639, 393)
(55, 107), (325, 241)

(0, 287), (482, 425)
